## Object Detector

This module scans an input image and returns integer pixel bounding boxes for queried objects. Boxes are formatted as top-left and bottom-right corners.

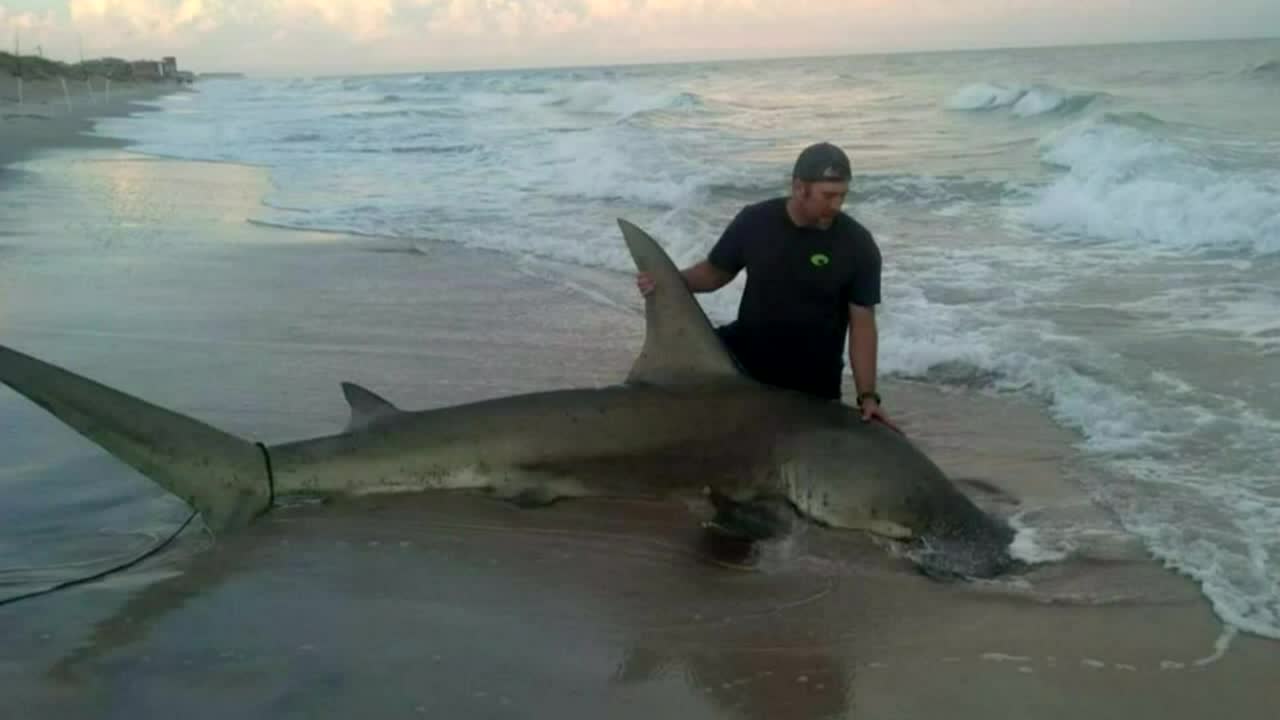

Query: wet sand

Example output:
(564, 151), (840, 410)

(1, 147), (1277, 718)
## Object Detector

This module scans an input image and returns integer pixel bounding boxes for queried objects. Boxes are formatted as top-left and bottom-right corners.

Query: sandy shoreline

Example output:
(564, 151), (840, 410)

(1, 73), (181, 169)
(0, 115), (1277, 716)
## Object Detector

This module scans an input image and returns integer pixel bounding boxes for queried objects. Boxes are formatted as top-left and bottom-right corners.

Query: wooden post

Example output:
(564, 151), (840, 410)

(13, 31), (21, 106)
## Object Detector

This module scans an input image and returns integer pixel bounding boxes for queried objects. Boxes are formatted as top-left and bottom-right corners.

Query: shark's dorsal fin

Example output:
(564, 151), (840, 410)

(341, 382), (404, 431)
(616, 218), (749, 387)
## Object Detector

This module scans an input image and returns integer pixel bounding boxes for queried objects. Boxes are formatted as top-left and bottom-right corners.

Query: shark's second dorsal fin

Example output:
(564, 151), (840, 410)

(616, 218), (749, 388)
(341, 382), (404, 431)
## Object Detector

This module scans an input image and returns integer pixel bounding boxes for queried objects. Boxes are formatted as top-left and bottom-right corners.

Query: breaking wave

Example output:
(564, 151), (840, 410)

(947, 82), (1100, 117)
(1025, 114), (1280, 257)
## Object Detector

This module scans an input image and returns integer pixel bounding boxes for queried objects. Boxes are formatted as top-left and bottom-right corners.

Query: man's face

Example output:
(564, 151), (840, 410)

(795, 180), (849, 229)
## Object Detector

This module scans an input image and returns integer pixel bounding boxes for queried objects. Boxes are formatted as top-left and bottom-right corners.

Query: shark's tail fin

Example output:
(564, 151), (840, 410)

(0, 345), (271, 532)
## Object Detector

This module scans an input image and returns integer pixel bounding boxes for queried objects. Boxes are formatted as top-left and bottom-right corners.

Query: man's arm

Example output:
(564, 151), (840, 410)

(637, 260), (735, 296)
(848, 304), (878, 400)
(682, 261), (736, 293)
(842, 225), (893, 425)
(638, 207), (746, 297)
(849, 303), (898, 430)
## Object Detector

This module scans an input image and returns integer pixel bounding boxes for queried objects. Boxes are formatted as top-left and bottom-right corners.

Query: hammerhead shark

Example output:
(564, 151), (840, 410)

(0, 219), (1015, 577)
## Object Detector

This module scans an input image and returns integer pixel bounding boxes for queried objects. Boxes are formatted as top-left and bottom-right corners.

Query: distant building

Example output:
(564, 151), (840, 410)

(127, 57), (182, 82)
(131, 60), (163, 80)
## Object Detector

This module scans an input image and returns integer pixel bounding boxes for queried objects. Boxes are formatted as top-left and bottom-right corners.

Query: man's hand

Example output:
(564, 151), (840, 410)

(859, 398), (902, 434)
(636, 272), (656, 297)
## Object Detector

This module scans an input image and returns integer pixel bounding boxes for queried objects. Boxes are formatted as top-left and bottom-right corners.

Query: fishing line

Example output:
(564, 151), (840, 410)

(0, 444), (275, 608)
(0, 510), (201, 608)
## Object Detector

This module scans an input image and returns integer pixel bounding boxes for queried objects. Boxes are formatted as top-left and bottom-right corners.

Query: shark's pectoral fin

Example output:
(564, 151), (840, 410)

(616, 218), (752, 389)
(340, 382), (405, 431)
(705, 488), (795, 541)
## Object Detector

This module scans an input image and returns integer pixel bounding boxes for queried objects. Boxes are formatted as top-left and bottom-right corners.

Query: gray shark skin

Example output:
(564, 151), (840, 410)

(0, 219), (1015, 578)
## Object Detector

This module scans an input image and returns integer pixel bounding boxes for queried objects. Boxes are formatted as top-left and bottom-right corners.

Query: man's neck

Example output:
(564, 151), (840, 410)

(785, 196), (810, 229)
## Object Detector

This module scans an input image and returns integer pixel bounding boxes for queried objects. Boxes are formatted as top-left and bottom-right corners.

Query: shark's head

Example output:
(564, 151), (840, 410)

(776, 427), (937, 536)
(776, 425), (1017, 579)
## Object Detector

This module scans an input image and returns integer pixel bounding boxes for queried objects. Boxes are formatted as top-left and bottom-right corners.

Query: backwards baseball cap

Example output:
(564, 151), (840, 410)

(792, 142), (851, 183)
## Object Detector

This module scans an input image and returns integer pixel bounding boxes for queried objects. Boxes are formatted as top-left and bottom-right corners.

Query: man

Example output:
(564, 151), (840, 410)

(637, 141), (893, 429)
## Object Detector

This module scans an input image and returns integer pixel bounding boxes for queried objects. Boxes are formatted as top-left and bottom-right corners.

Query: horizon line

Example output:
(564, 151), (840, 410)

(233, 33), (1279, 79)
(7, 32), (1276, 78)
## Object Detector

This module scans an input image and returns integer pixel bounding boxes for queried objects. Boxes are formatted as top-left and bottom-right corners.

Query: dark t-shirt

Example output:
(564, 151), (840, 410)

(707, 197), (882, 400)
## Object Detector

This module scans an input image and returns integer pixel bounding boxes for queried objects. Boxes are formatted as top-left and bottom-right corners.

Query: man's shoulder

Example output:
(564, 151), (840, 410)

(720, 197), (787, 245)
(835, 212), (875, 240)
(737, 196), (789, 222)
(835, 213), (879, 253)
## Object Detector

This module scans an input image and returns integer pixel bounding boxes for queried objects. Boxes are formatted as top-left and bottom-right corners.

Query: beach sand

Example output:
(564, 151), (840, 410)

(1, 73), (180, 169)
(0, 107), (1277, 718)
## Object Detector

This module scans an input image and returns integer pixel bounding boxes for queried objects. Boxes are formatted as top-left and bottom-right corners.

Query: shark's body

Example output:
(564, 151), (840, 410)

(0, 219), (1015, 577)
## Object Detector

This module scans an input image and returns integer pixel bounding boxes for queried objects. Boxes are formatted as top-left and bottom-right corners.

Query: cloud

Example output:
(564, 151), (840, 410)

(274, 0), (399, 40)
(68, 0), (224, 38)
(50, 0), (823, 51)
(57, 0), (236, 60)
(1, 5), (59, 35)
(4, 1), (1276, 73)
(1, 5), (61, 59)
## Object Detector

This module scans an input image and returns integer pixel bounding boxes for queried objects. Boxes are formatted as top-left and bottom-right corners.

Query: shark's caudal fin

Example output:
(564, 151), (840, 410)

(341, 382), (404, 431)
(0, 345), (271, 532)
(616, 218), (749, 388)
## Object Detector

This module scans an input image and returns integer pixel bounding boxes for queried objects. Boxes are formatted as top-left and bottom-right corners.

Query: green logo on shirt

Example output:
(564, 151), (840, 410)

(809, 253), (831, 268)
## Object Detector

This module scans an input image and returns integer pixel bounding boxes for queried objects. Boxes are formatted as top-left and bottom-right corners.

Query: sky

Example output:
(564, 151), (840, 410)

(2, 0), (1278, 74)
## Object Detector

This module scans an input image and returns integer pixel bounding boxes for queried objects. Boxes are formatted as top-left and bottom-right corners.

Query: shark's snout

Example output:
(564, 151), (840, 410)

(910, 533), (1019, 581)
(913, 502), (1020, 580)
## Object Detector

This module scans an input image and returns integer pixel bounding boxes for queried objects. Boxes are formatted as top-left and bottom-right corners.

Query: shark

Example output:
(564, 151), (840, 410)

(0, 219), (1016, 578)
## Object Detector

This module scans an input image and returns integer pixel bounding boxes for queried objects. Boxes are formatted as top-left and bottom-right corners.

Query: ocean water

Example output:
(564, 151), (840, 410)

(88, 39), (1280, 639)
